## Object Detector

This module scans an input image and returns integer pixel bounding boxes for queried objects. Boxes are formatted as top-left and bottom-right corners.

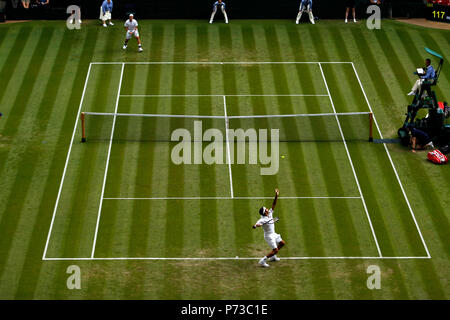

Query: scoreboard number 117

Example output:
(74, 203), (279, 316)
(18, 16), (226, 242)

(432, 10), (446, 19)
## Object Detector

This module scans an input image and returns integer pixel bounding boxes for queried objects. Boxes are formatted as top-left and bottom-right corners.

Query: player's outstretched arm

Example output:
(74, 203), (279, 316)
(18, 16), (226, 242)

(252, 223), (261, 229)
(272, 188), (279, 210)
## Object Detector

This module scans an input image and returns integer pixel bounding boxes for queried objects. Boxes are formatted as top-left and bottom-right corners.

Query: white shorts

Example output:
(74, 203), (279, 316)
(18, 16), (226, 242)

(126, 30), (139, 40)
(300, 4), (311, 12)
(264, 233), (283, 250)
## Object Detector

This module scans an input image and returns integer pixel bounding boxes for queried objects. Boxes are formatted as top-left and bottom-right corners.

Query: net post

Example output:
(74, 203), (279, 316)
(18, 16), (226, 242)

(369, 112), (373, 142)
(81, 112), (86, 143)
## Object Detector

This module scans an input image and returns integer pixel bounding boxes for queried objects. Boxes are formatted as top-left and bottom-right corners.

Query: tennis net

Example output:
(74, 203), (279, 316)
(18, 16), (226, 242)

(80, 111), (374, 143)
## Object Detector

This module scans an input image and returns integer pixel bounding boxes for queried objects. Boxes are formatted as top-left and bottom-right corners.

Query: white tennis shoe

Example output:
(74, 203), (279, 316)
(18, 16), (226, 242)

(258, 258), (269, 268)
(268, 255), (280, 262)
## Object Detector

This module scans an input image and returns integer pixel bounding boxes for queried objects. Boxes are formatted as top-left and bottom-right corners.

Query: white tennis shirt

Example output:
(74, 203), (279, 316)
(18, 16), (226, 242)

(124, 19), (138, 32)
(255, 208), (275, 237)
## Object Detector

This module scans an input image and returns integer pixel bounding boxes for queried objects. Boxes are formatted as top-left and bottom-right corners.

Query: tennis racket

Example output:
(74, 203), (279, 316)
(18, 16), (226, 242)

(262, 217), (279, 225)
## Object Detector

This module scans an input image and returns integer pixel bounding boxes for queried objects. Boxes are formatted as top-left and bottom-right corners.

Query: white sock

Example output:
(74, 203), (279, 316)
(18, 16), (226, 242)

(309, 11), (314, 24)
(297, 12), (303, 22)
(224, 12), (229, 23)
(210, 11), (216, 22)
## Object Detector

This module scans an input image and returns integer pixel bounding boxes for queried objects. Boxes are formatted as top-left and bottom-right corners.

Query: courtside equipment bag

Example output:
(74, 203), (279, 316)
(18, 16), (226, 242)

(427, 149), (448, 165)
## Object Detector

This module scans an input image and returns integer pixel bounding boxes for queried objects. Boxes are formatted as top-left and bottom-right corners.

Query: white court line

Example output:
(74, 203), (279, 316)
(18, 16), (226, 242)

(103, 196), (362, 200)
(42, 63), (93, 261)
(120, 94), (329, 97)
(319, 63), (383, 258)
(44, 61), (428, 262)
(43, 256), (430, 261)
(91, 61), (353, 65)
(223, 96), (234, 198)
(351, 62), (431, 258)
(90, 63), (125, 259)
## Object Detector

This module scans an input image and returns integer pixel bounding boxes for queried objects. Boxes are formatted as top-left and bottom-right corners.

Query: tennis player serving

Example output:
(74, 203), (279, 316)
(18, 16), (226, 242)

(252, 188), (286, 267)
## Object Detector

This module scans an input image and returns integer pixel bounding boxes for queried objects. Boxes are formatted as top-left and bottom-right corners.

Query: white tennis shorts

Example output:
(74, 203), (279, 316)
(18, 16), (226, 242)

(126, 30), (139, 40)
(300, 4), (311, 12)
(264, 233), (283, 249)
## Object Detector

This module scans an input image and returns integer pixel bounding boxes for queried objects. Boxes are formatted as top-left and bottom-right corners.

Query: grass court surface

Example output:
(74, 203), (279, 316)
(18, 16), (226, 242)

(0, 19), (449, 299)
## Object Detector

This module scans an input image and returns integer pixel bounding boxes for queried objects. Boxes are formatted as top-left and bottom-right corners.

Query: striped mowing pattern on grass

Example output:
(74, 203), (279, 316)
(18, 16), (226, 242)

(43, 61), (426, 260)
(0, 20), (448, 300)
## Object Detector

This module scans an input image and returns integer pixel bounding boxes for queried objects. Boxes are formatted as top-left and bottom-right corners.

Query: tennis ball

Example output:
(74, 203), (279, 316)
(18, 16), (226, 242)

(281, 155), (285, 159)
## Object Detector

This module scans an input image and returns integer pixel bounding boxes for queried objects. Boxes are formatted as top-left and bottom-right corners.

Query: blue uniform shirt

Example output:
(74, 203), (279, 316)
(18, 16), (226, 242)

(102, 0), (113, 13)
(411, 128), (431, 144)
(421, 65), (436, 80)
(213, 1), (226, 9)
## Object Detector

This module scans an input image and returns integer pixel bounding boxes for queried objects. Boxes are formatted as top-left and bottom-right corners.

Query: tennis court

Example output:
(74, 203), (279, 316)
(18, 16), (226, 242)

(42, 61), (429, 261)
